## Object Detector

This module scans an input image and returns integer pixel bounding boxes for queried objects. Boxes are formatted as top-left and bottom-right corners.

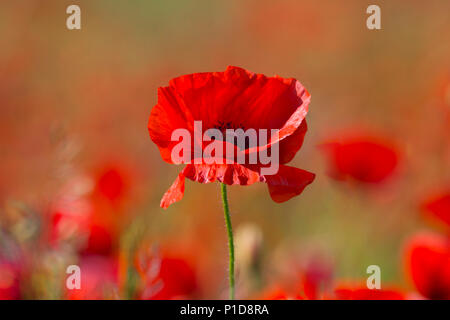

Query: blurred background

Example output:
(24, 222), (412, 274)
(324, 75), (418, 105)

(0, 0), (449, 299)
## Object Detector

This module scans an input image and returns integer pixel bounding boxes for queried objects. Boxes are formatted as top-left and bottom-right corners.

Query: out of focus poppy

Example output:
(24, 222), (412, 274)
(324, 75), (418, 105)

(50, 199), (116, 255)
(255, 252), (333, 300)
(299, 259), (333, 300)
(404, 233), (450, 300)
(66, 255), (118, 300)
(96, 168), (126, 203)
(0, 261), (21, 300)
(148, 66), (315, 208)
(255, 287), (293, 300)
(93, 164), (131, 207)
(135, 246), (197, 300)
(333, 284), (405, 300)
(422, 191), (450, 228)
(321, 135), (398, 184)
(50, 163), (132, 256)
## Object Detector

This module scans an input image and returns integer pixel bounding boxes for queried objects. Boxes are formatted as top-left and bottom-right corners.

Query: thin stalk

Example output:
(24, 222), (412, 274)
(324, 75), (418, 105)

(220, 183), (235, 300)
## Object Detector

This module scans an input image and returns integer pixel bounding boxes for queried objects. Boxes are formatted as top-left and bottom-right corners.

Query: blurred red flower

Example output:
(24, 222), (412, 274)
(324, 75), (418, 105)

(50, 163), (132, 256)
(66, 255), (118, 300)
(148, 66), (315, 208)
(321, 135), (398, 184)
(255, 287), (293, 300)
(299, 260), (333, 300)
(135, 246), (197, 300)
(50, 197), (116, 256)
(255, 252), (333, 300)
(422, 191), (450, 228)
(83, 164), (132, 255)
(257, 282), (405, 300)
(404, 233), (450, 299)
(82, 224), (114, 256)
(333, 284), (405, 300)
(0, 261), (21, 300)
(96, 167), (127, 203)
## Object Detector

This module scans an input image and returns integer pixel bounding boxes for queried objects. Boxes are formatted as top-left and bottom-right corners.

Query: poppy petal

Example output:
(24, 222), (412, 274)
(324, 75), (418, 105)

(161, 173), (186, 209)
(148, 87), (195, 163)
(264, 165), (315, 203)
(183, 163), (263, 186)
(278, 120), (308, 164)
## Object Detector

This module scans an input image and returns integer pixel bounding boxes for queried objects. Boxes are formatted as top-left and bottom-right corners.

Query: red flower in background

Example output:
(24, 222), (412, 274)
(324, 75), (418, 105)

(0, 261), (21, 300)
(135, 246), (197, 300)
(50, 163), (132, 256)
(148, 66), (315, 208)
(422, 191), (450, 228)
(66, 255), (118, 300)
(256, 287), (293, 300)
(321, 135), (398, 184)
(83, 164), (132, 255)
(255, 251), (333, 300)
(256, 282), (405, 300)
(299, 259), (333, 300)
(333, 284), (405, 300)
(96, 167), (127, 203)
(404, 233), (450, 300)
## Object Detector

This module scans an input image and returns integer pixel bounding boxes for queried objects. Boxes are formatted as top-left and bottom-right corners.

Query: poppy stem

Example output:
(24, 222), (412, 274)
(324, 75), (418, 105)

(220, 183), (235, 300)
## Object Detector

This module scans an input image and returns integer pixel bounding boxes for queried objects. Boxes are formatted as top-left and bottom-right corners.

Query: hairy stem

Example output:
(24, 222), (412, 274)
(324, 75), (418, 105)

(220, 183), (235, 300)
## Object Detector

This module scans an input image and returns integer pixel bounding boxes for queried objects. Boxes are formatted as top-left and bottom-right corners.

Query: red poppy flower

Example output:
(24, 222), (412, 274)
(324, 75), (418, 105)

(0, 261), (21, 300)
(321, 135), (398, 184)
(255, 287), (293, 300)
(135, 247), (197, 300)
(404, 233), (450, 299)
(422, 191), (450, 228)
(66, 255), (118, 300)
(50, 164), (132, 255)
(333, 285), (405, 300)
(299, 260), (333, 300)
(49, 197), (116, 256)
(96, 167), (126, 203)
(148, 66), (315, 208)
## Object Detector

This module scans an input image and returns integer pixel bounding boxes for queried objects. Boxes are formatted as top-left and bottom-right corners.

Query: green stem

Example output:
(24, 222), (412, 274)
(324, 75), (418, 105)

(220, 183), (235, 300)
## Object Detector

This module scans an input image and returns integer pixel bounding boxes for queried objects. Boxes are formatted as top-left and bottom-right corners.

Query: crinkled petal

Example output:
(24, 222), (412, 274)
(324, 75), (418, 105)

(160, 164), (265, 208)
(183, 163), (263, 186)
(160, 173), (186, 209)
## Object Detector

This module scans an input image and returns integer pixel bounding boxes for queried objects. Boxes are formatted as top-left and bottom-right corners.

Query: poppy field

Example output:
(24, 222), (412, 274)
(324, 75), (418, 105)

(0, 1), (449, 300)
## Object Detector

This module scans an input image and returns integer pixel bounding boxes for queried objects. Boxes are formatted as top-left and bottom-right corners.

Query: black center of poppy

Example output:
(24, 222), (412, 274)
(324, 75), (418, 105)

(209, 121), (254, 150)
(213, 120), (246, 132)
